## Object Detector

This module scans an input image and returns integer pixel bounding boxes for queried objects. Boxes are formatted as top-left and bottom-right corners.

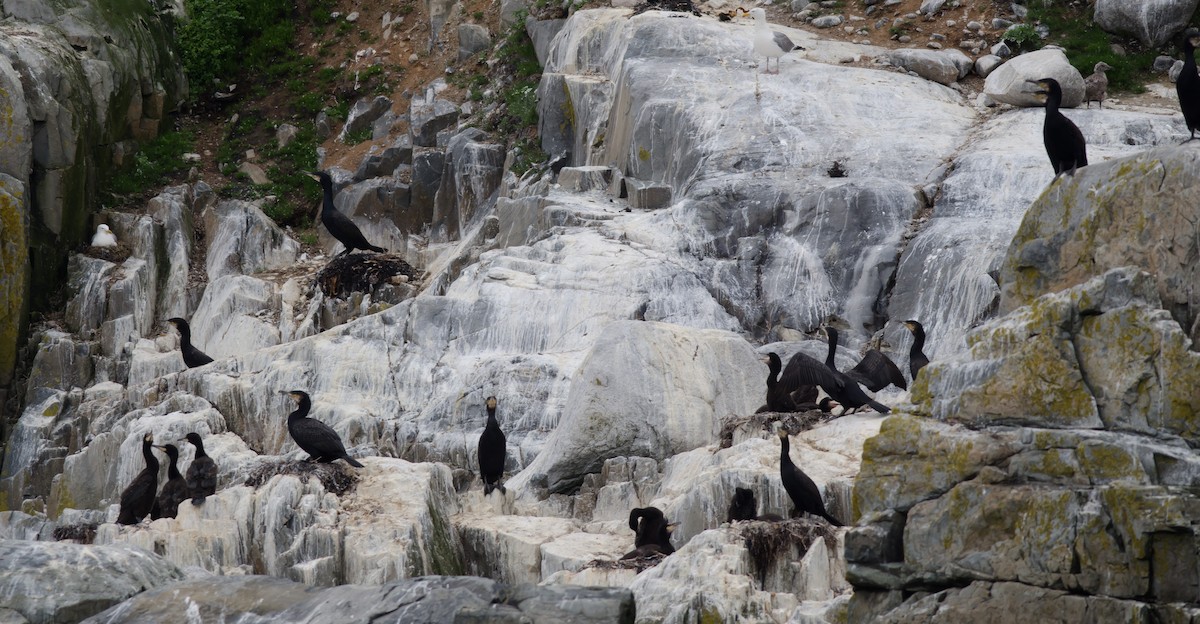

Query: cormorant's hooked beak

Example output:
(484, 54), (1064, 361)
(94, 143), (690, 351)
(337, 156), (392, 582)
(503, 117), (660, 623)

(666, 523), (679, 533)
(278, 390), (302, 403)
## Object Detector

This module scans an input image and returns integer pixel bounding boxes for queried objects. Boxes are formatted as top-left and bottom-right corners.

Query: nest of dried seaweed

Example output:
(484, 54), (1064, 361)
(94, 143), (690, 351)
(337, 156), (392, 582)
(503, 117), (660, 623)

(737, 518), (838, 586)
(53, 523), (99, 544)
(81, 242), (133, 264)
(244, 460), (359, 496)
(316, 253), (421, 300)
(585, 552), (667, 574)
(718, 408), (834, 448)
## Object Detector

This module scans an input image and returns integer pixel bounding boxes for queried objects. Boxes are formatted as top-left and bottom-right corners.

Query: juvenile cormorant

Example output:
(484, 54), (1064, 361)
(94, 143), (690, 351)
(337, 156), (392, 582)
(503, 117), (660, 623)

(477, 396), (507, 495)
(1178, 28), (1200, 142)
(310, 171), (387, 256)
(750, 8), (804, 74)
(151, 444), (189, 520)
(903, 320), (930, 383)
(628, 506), (676, 555)
(778, 351), (890, 414)
(183, 432), (218, 505)
(1083, 62), (1112, 109)
(763, 352), (818, 412)
(1024, 78), (1088, 177)
(777, 429), (843, 526)
(280, 391), (365, 468)
(728, 487), (758, 522)
(822, 327), (907, 392)
(166, 318), (214, 368)
(117, 433), (159, 525)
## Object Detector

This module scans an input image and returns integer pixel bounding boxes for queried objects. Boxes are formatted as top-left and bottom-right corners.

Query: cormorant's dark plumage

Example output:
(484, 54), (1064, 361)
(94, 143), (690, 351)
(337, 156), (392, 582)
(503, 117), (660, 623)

(117, 433), (159, 525)
(777, 429), (842, 526)
(763, 352), (818, 412)
(903, 320), (930, 383)
(167, 318), (213, 368)
(1025, 78), (1087, 177)
(727, 487), (761, 523)
(823, 327), (906, 392)
(183, 432), (218, 506)
(151, 444), (189, 520)
(778, 352), (889, 414)
(311, 171), (387, 256)
(1178, 29), (1200, 142)
(628, 506), (675, 555)
(477, 396), (507, 495)
(281, 391), (365, 468)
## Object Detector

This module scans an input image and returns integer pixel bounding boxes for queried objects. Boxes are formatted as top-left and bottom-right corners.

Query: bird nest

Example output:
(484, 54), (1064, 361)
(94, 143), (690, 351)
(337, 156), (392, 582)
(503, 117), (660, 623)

(80, 243), (132, 264)
(316, 253), (422, 300)
(737, 518), (838, 586)
(585, 552), (667, 574)
(632, 0), (698, 16)
(244, 460), (359, 496)
(53, 522), (99, 544)
(718, 409), (834, 449)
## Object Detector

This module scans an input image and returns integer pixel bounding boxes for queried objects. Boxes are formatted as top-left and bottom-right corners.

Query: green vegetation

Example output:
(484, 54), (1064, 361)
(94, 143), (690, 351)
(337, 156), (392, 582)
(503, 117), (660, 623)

(177, 0), (296, 98)
(1027, 4), (1159, 94)
(1001, 24), (1041, 52)
(488, 10), (547, 177)
(104, 130), (195, 199)
(343, 127), (373, 145)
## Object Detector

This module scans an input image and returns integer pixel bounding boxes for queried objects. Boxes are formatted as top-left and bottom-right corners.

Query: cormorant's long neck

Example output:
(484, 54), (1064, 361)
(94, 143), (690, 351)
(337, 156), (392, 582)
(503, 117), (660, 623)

(780, 436), (791, 465)
(142, 440), (158, 471)
(321, 183), (336, 215)
(910, 327), (926, 356)
(194, 441), (208, 459)
(767, 359), (781, 387)
(486, 406), (498, 428)
(167, 453), (182, 479)
(290, 397), (311, 422)
(1045, 90), (1062, 115)
(177, 324), (192, 346)
(1186, 40), (1197, 70)
(824, 330), (838, 369)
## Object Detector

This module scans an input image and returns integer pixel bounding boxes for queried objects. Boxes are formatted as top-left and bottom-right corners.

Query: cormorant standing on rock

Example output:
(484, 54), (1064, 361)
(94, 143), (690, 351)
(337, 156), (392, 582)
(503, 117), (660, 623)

(903, 320), (930, 383)
(310, 171), (387, 256)
(1083, 62), (1112, 109)
(763, 352), (817, 412)
(627, 507), (676, 554)
(1178, 28), (1200, 142)
(183, 432), (218, 506)
(280, 391), (365, 468)
(778, 351), (890, 414)
(151, 444), (189, 520)
(117, 433), (159, 525)
(477, 396), (507, 495)
(822, 326), (907, 392)
(166, 318), (214, 368)
(777, 429), (842, 526)
(1024, 78), (1088, 177)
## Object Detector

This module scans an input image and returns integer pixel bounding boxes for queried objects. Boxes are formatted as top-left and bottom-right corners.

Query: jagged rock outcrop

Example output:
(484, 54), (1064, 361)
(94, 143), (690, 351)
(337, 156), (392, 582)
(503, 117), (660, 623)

(1093, 0), (1200, 47)
(0, 0), (185, 400)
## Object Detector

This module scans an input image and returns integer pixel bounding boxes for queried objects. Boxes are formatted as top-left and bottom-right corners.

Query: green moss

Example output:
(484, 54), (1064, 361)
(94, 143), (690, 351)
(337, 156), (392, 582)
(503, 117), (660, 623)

(425, 497), (464, 575)
(638, 147), (651, 161)
(1078, 442), (1142, 483)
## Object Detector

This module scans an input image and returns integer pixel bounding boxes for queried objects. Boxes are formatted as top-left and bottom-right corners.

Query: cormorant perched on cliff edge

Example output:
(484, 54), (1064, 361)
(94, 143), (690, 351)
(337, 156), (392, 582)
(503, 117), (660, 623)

(310, 171), (387, 256)
(822, 326), (907, 392)
(763, 352), (817, 412)
(777, 429), (843, 526)
(166, 318), (214, 368)
(151, 444), (189, 520)
(477, 396), (507, 495)
(117, 433), (159, 525)
(1178, 28), (1200, 142)
(183, 432), (218, 506)
(622, 507), (676, 559)
(1024, 78), (1088, 177)
(903, 320), (930, 383)
(280, 390), (365, 468)
(778, 351), (890, 414)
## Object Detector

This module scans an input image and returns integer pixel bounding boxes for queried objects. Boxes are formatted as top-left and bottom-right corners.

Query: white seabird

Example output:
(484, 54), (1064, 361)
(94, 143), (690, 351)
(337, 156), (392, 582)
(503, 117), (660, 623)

(91, 224), (117, 247)
(751, 8), (803, 74)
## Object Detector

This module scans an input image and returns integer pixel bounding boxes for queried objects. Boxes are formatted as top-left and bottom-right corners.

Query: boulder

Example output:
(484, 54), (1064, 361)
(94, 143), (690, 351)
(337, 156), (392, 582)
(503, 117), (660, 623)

(1093, 0), (1200, 47)
(983, 48), (1086, 107)
(974, 54), (1002, 78)
(410, 98), (460, 147)
(354, 135), (413, 180)
(887, 48), (972, 85)
(339, 96), (393, 142)
(0, 539), (182, 624)
(458, 23), (491, 60)
(558, 166), (615, 193)
(202, 199), (300, 281)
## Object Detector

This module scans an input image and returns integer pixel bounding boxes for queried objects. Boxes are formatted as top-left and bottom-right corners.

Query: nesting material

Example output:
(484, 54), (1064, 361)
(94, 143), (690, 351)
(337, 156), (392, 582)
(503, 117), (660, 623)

(244, 460), (359, 496)
(316, 253), (421, 299)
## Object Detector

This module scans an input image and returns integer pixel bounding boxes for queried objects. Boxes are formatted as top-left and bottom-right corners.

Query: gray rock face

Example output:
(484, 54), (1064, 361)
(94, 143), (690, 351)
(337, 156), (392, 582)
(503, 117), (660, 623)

(1093, 0), (1200, 47)
(974, 54), (1002, 78)
(458, 23), (491, 60)
(432, 129), (505, 241)
(0, 539), (182, 624)
(202, 199), (300, 282)
(984, 48), (1086, 107)
(87, 575), (634, 624)
(410, 97), (461, 147)
(887, 48), (972, 85)
(919, 0), (947, 14)
(340, 96), (394, 142)
(355, 135), (413, 180)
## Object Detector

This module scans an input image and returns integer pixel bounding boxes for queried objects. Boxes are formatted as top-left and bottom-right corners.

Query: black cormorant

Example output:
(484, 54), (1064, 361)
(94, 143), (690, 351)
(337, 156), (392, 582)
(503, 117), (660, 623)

(183, 432), (218, 506)
(477, 396), (507, 495)
(281, 390), (365, 468)
(151, 444), (189, 520)
(728, 487), (758, 522)
(117, 433), (159, 525)
(778, 351), (890, 414)
(628, 506), (676, 555)
(310, 171), (387, 256)
(1179, 28), (1200, 142)
(903, 320), (930, 383)
(1024, 78), (1088, 177)
(777, 429), (843, 526)
(167, 318), (214, 368)
(822, 327), (907, 392)
(763, 352), (818, 412)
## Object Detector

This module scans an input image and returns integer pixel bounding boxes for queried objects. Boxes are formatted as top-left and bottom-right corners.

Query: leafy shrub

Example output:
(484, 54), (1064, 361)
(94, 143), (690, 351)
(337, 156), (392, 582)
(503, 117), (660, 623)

(106, 130), (195, 196)
(177, 0), (295, 99)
